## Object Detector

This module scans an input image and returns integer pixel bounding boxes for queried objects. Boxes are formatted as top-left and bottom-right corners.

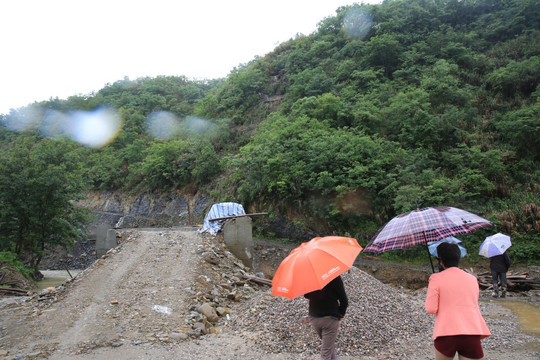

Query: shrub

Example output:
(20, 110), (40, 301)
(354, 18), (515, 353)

(0, 252), (33, 280)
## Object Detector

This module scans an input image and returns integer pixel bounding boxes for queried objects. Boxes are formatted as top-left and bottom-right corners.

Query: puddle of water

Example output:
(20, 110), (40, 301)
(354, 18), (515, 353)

(36, 270), (81, 290)
(498, 300), (540, 337)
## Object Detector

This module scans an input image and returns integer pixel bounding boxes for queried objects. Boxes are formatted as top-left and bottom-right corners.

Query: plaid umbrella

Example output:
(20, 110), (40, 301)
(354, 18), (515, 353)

(363, 207), (492, 271)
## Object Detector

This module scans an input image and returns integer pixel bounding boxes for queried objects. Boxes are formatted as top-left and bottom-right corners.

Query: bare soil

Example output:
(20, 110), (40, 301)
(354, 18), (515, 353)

(0, 228), (538, 359)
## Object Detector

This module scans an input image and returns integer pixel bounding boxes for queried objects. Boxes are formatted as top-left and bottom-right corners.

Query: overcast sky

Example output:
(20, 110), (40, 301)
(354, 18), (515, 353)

(0, 0), (382, 115)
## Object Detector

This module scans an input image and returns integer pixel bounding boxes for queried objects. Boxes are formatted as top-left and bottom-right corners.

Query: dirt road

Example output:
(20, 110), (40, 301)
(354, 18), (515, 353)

(0, 228), (294, 359)
(0, 228), (539, 359)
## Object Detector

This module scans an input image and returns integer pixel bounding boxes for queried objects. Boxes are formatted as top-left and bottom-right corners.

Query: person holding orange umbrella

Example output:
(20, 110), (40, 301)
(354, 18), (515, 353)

(272, 236), (362, 360)
(304, 275), (348, 360)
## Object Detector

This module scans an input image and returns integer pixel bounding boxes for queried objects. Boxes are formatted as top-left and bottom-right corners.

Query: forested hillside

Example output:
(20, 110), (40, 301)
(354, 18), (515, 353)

(1, 0), (539, 267)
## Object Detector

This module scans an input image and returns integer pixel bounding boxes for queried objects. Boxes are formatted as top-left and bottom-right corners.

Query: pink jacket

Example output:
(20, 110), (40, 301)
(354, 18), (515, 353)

(425, 267), (491, 340)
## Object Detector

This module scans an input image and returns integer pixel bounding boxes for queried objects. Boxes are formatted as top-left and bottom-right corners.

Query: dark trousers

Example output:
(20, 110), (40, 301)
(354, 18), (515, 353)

(491, 269), (507, 288)
(309, 316), (340, 360)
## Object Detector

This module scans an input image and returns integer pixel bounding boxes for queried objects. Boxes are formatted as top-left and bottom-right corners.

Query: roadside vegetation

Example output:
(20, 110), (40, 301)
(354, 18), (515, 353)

(0, 0), (538, 276)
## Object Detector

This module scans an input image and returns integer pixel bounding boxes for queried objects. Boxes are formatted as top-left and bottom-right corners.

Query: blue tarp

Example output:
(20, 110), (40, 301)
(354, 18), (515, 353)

(199, 202), (246, 236)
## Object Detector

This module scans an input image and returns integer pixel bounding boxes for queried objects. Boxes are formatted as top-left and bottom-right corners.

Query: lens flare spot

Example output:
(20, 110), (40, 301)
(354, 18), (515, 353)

(343, 9), (373, 40)
(146, 111), (180, 139)
(69, 107), (121, 148)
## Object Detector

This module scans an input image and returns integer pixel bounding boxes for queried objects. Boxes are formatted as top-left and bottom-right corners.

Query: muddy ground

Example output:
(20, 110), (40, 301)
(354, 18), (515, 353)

(1, 229), (539, 360)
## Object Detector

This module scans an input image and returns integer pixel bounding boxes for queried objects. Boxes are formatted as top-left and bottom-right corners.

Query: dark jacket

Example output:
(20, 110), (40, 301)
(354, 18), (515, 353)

(490, 252), (511, 273)
(304, 276), (348, 319)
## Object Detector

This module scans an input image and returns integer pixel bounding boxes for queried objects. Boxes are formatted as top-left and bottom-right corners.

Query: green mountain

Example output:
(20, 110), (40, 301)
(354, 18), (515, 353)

(1, 0), (539, 262)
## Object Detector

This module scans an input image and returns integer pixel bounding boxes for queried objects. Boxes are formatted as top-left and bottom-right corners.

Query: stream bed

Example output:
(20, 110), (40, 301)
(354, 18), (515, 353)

(36, 270), (81, 290)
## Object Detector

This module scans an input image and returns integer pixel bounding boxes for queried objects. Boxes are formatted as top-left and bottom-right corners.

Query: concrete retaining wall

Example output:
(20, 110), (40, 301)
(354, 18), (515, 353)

(223, 217), (253, 267)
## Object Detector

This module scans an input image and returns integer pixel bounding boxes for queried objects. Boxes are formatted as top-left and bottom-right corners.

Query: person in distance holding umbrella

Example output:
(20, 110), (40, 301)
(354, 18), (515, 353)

(425, 242), (491, 360)
(304, 275), (348, 360)
(490, 250), (511, 298)
(479, 233), (512, 298)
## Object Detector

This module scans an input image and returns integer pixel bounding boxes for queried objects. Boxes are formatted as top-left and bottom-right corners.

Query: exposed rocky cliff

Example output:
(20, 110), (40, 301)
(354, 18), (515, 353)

(78, 190), (320, 243)
(77, 190), (212, 231)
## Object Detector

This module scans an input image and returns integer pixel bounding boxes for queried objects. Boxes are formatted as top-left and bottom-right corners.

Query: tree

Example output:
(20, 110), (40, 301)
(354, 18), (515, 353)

(0, 136), (89, 276)
(487, 56), (540, 98)
(286, 67), (334, 103)
(214, 67), (268, 123)
(494, 98), (540, 160)
(363, 33), (404, 77)
(130, 139), (193, 192)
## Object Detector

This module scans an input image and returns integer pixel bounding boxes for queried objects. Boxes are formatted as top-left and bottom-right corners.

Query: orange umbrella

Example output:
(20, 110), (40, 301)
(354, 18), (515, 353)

(272, 236), (362, 299)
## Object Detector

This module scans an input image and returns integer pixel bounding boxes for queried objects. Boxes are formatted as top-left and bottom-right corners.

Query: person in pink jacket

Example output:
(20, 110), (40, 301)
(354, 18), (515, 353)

(425, 242), (491, 360)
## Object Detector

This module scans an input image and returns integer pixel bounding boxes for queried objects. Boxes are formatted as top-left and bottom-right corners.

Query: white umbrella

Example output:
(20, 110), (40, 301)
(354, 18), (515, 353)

(479, 233), (511, 258)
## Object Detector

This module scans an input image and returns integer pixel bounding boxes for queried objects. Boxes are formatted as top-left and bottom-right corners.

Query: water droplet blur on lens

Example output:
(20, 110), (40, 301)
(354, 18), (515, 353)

(343, 10), (373, 40)
(2, 106), (122, 148)
(183, 116), (214, 136)
(146, 111), (180, 140)
(69, 107), (122, 148)
(3, 106), (44, 132)
(41, 109), (71, 139)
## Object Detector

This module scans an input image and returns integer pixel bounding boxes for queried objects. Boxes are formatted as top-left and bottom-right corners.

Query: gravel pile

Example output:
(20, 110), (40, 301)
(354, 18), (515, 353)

(230, 264), (540, 359)
(231, 267), (434, 358)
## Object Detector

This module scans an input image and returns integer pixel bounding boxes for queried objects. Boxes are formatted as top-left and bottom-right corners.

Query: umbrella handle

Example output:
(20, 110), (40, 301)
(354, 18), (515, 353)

(423, 232), (435, 273)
